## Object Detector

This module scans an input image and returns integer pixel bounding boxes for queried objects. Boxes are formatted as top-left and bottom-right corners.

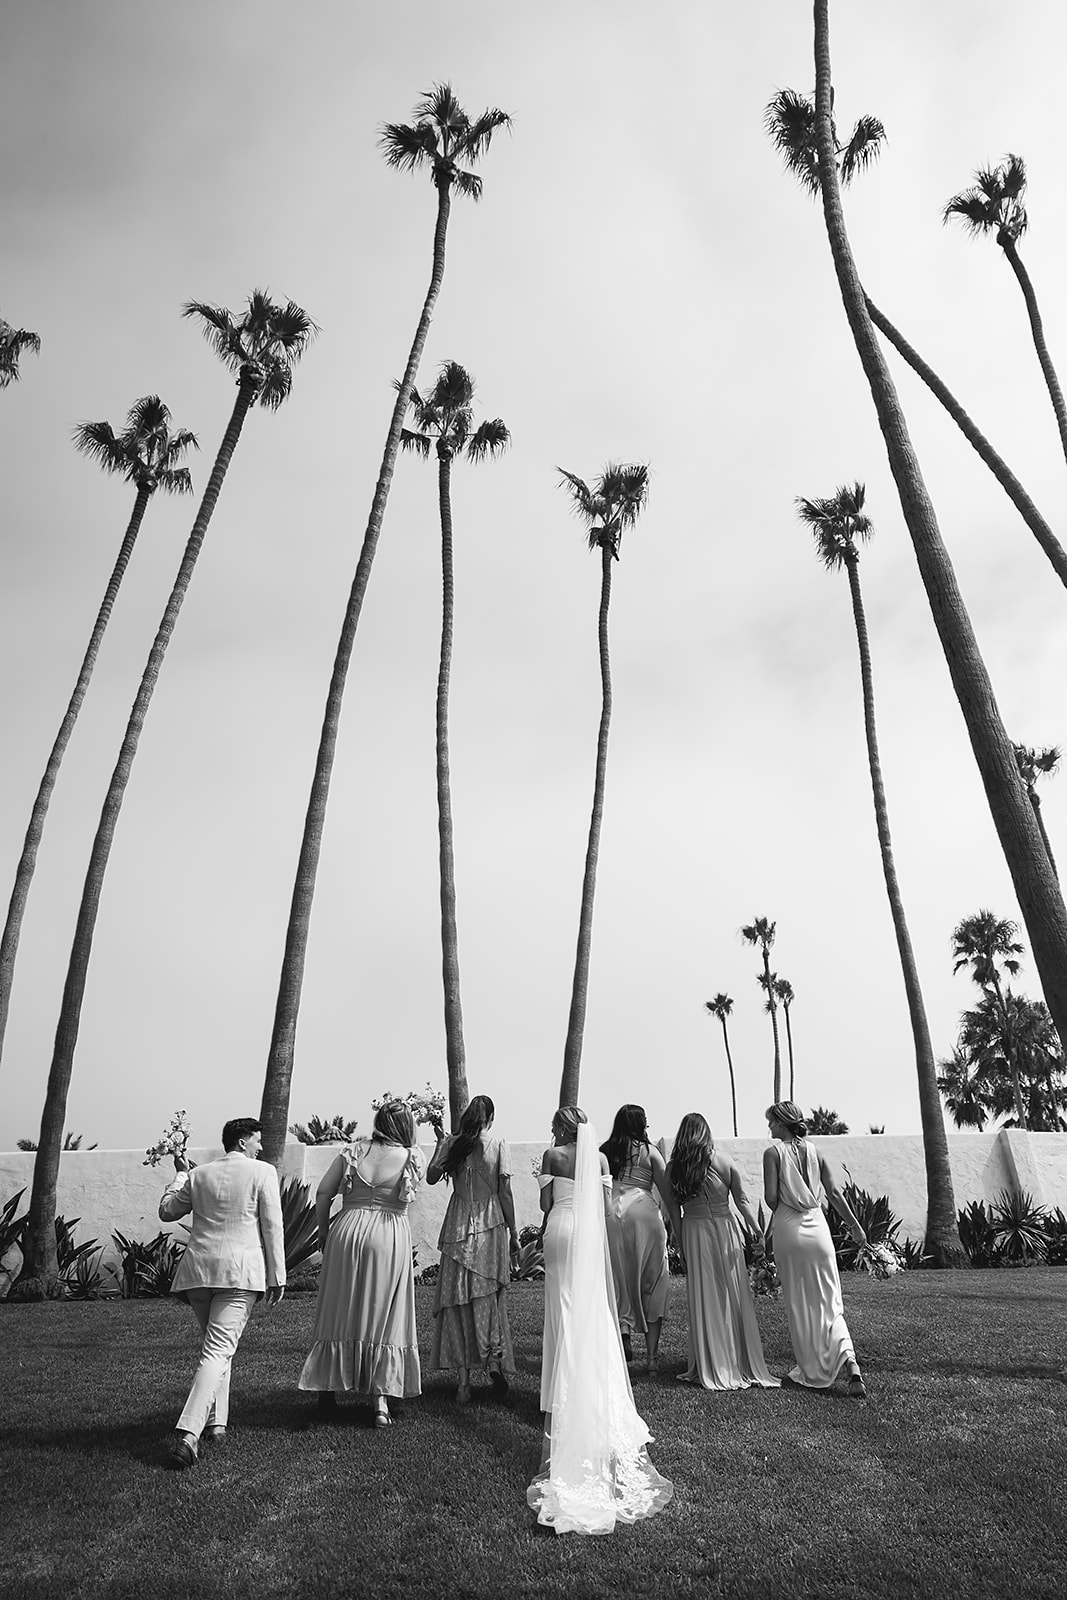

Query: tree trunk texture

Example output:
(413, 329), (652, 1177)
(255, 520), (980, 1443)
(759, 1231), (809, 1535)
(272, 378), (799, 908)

(14, 380), (259, 1299)
(764, 950), (782, 1104)
(1001, 237), (1067, 472)
(0, 484), (152, 1066)
(783, 1004), (795, 1101)
(721, 1021), (738, 1138)
(1029, 791), (1058, 881)
(559, 545), (614, 1106)
(844, 555), (963, 1263)
(812, 0), (1067, 1072)
(260, 183), (454, 1166)
(865, 296), (1067, 587)
(436, 452), (468, 1131)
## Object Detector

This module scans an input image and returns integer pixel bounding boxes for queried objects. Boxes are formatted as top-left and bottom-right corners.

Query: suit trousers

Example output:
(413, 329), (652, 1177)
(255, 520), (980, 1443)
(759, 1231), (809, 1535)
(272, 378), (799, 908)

(177, 1288), (258, 1437)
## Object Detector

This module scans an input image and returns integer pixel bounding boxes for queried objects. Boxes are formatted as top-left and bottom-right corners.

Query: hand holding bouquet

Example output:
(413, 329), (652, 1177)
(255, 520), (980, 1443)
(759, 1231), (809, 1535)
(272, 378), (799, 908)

(749, 1256), (781, 1298)
(854, 1240), (904, 1278)
(144, 1109), (191, 1169)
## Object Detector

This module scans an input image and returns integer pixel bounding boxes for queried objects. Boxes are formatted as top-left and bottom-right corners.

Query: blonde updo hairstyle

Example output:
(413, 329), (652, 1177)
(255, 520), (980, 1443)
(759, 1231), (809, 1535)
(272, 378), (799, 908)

(767, 1100), (808, 1138)
(551, 1105), (587, 1145)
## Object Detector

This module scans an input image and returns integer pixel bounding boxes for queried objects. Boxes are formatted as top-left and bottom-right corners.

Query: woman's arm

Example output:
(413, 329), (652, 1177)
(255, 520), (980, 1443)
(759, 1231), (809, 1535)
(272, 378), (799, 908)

(425, 1131), (451, 1185)
(539, 1148), (556, 1217)
(762, 1145), (780, 1213)
(600, 1151), (612, 1218)
(649, 1145), (672, 1211)
(820, 1155), (867, 1243)
(662, 1161), (685, 1263)
(315, 1153), (346, 1251)
(724, 1157), (764, 1248)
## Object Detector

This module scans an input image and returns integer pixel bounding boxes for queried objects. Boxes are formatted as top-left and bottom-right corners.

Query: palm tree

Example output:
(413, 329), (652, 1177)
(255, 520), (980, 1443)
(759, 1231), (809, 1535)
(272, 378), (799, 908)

(12, 292), (314, 1299)
(796, 483), (961, 1262)
(558, 463), (649, 1106)
(809, 1), (1067, 1090)
(399, 361), (509, 1129)
(0, 315), (41, 388)
(0, 397), (197, 1067)
(957, 990), (1066, 1131)
(704, 994), (738, 1136)
(741, 917), (781, 1102)
(259, 85), (510, 1165)
(944, 156), (1067, 470)
(1013, 743), (1060, 879)
(772, 977), (796, 1099)
(16, 1132), (96, 1151)
(951, 910), (1027, 1127)
(809, 1106), (849, 1135)
(765, 90), (1067, 591)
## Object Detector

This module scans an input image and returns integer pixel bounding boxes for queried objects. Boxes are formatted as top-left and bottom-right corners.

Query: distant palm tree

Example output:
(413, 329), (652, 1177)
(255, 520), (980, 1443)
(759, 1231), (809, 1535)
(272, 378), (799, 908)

(400, 361), (509, 1129)
(1013, 743), (1060, 879)
(809, 1), (1067, 1106)
(558, 463), (649, 1106)
(944, 156), (1067, 470)
(289, 1115), (359, 1146)
(260, 85), (510, 1165)
(797, 483), (961, 1262)
(958, 990), (1066, 1131)
(765, 90), (1067, 591)
(0, 315), (41, 388)
(704, 994), (738, 1136)
(14, 292), (314, 1300)
(741, 917), (781, 1102)
(772, 977), (796, 1099)
(809, 1106), (849, 1136)
(951, 910), (1027, 1127)
(0, 397), (197, 1067)
(16, 1132), (96, 1151)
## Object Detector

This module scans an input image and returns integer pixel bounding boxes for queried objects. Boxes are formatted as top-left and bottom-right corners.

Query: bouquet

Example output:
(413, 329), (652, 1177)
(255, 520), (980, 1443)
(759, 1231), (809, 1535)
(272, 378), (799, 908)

(372, 1084), (446, 1134)
(144, 1109), (191, 1168)
(854, 1240), (904, 1279)
(748, 1256), (781, 1298)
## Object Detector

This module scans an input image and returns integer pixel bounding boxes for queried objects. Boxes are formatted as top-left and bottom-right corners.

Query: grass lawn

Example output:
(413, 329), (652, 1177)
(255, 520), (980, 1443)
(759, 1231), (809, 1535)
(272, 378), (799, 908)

(2, 1271), (1066, 1600)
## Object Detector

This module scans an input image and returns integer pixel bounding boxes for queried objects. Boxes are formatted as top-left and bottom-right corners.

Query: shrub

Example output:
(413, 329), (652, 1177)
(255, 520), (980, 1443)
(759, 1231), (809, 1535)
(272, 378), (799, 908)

(280, 1177), (319, 1274)
(826, 1176), (903, 1272)
(288, 1116), (358, 1145)
(0, 1189), (27, 1294)
(1045, 1206), (1067, 1266)
(990, 1188), (1047, 1265)
(62, 1249), (115, 1300)
(55, 1215), (99, 1275)
(112, 1230), (186, 1297)
(956, 1200), (999, 1267)
(901, 1238), (932, 1271)
(511, 1223), (544, 1282)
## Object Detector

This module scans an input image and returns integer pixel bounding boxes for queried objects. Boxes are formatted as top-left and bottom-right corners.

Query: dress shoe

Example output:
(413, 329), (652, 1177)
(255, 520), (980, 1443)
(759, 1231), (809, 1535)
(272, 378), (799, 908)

(202, 1425), (227, 1444)
(167, 1436), (198, 1470)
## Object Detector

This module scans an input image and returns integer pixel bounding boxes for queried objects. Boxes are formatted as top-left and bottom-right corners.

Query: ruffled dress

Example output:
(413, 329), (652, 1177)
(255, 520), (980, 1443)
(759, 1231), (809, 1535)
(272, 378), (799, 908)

(429, 1134), (515, 1375)
(298, 1143), (424, 1399)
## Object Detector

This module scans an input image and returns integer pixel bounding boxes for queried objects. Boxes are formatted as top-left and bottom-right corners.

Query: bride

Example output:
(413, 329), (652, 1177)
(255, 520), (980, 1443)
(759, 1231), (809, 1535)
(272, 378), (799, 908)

(528, 1105), (673, 1535)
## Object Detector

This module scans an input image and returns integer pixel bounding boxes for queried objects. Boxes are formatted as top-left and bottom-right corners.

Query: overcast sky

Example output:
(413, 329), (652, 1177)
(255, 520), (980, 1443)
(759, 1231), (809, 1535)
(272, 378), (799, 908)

(3, 1), (1067, 1154)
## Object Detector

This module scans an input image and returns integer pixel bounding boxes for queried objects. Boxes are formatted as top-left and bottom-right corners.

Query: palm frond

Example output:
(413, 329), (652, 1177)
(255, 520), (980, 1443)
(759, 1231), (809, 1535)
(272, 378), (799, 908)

(466, 418), (510, 460)
(414, 82), (465, 131)
(840, 115), (886, 185)
(72, 420), (127, 473)
(452, 169), (484, 202)
(183, 300), (244, 374)
(557, 467), (595, 517)
(257, 364), (294, 412)
(158, 467), (194, 496)
(943, 191), (995, 235)
(456, 106), (512, 163)
(399, 428), (434, 458)
(764, 88), (821, 195)
(379, 120), (438, 173)
(160, 428), (199, 466)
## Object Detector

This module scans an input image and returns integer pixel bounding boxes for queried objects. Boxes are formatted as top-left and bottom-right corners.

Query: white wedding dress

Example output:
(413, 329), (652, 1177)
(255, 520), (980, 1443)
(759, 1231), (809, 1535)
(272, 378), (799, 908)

(527, 1123), (673, 1535)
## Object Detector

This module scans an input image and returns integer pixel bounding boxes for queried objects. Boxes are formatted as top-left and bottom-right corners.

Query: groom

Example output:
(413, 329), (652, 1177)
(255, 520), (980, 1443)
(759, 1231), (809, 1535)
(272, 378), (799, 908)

(159, 1116), (286, 1468)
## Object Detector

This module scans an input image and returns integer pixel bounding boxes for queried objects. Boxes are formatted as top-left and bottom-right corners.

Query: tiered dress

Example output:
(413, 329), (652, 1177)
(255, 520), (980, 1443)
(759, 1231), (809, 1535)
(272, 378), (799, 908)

(769, 1138), (855, 1388)
(606, 1141), (669, 1338)
(677, 1166), (778, 1391)
(429, 1133), (515, 1376)
(298, 1143), (423, 1399)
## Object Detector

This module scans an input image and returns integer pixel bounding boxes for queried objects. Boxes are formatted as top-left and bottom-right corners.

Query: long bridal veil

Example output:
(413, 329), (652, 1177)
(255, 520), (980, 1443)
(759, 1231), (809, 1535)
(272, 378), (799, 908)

(527, 1122), (672, 1535)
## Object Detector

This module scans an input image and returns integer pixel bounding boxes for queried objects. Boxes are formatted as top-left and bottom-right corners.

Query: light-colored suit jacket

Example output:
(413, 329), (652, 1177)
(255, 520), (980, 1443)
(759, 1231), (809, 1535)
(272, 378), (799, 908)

(160, 1152), (286, 1297)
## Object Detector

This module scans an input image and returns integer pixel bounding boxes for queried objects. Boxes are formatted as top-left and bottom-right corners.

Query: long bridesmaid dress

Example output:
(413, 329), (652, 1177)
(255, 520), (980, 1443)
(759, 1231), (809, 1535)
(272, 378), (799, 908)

(678, 1168), (778, 1391)
(770, 1138), (856, 1388)
(606, 1142), (668, 1342)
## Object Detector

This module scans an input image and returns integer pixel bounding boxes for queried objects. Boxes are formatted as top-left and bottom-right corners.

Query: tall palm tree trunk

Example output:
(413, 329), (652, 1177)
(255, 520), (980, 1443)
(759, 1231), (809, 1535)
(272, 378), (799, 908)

(0, 485), (151, 1065)
(764, 951), (782, 1103)
(1029, 792), (1058, 880)
(783, 1003), (795, 1100)
(843, 554), (963, 1263)
(1000, 236), (1067, 471)
(990, 972), (1027, 1128)
(720, 1018), (738, 1137)
(436, 450), (468, 1131)
(812, 0), (1067, 1062)
(13, 380), (259, 1299)
(560, 546), (613, 1106)
(259, 184), (453, 1165)
(865, 296), (1067, 588)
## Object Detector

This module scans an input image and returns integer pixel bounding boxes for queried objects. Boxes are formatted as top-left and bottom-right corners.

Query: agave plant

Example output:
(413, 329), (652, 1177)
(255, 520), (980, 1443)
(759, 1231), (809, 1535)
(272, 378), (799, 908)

(990, 1188), (1048, 1264)
(956, 1199), (1000, 1267)
(62, 1249), (113, 1300)
(1044, 1206), (1067, 1266)
(288, 1115), (359, 1146)
(111, 1229), (186, 1297)
(280, 1177), (319, 1274)
(826, 1176), (903, 1271)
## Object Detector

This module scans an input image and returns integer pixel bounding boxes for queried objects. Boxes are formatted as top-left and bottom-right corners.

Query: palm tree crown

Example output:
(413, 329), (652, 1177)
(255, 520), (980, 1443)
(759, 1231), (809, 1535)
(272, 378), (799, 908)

(182, 290), (316, 409)
(0, 316), (42, 388)
(557, 463), (650, 559)
(741, 917), (776, 954)
(379, 83), (511, 200)
(400, 361), (510, 462)
(943, 155), (1028, 245)
(796, 481), (872, 569)
(764, 87), (884, 197)
(73, 396), (197, 496)
(705, 994), (733, 1023)
(951, 910), (1024, 989)
(1013, 742), (1061, 790)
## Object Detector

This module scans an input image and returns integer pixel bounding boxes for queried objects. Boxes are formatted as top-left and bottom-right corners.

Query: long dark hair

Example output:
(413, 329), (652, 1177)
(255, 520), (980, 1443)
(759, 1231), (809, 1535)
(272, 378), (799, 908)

(600, 1104), (649, 1178)
(441, 1094), (495, 1180)
(668, 1112), (714, 1202)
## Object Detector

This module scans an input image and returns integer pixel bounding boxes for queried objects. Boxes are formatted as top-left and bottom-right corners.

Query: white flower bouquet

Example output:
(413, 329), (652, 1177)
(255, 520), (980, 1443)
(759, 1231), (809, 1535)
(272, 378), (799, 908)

(749, 1256), (781, 1298)
(372, 1084), (446, 1134)
(854, 1240), (904, 1279)
(143, 1108), (191, 1168)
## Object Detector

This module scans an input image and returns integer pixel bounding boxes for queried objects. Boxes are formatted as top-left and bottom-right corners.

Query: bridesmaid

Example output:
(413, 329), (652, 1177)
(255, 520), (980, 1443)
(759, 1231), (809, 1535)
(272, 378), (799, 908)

(298, 1100), (424, 1427)
(666, 1112), (778, 1391)
(601, 1104), (671, 1374)
(426, 1093), (518, 1403)
(763, 1100), (868, 1397)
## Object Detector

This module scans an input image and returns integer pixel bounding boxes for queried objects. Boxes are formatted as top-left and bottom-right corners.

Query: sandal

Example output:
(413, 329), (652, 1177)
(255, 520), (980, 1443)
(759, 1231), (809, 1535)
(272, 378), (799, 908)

(373, 1401), (393, 1428)
(456, 1383), (472, 1405)
(846, 1373), (867, 1399)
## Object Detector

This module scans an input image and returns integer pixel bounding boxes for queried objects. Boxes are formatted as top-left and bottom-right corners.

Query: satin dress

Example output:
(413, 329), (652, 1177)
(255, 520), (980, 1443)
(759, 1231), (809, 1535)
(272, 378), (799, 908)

(606, 1143), (669, 1337)
(770, 1139), (856, 1388)
(678, 1167), (778, 1391)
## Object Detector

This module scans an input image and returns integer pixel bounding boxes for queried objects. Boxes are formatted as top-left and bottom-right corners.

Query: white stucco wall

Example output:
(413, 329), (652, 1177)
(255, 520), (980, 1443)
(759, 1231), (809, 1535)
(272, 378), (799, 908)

(3, 1130), (1066, 1282)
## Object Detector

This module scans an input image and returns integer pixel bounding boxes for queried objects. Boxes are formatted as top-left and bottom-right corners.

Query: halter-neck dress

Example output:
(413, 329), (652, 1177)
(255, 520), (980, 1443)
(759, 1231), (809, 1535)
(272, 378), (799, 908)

(769, 1138), (856, 1388)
